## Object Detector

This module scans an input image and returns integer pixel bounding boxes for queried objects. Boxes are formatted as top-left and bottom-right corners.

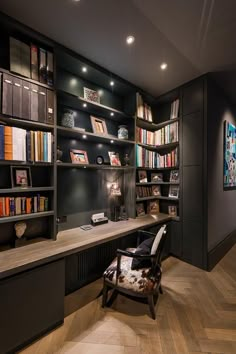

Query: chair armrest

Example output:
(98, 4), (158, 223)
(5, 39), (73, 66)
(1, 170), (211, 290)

(117, 249), (156, 259)
(137, 229), (156, 246)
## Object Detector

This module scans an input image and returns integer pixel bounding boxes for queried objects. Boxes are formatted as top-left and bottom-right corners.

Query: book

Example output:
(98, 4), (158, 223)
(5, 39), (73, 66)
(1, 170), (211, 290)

(0, 197), (5, 217)
(20, 41), (31, 78)
(147, 200), (159, 214)
(30, 44), (39, 81)
(169, 185), (179, 198)
(2, 73), (13, 116)
(12, 77), (22, 118)
(152, 185), (161, 196)
(170, 170), (179, 183)
(0, 125), (4, 160)
(138, 170), (147, 183)
(4, 126), (13, 160)
(168, 205), (177, 216)
(136, 202), (145, 217)
(151, 173), (163, 182)
(46, 51), (54, 86)
(39, 48), (47, 84)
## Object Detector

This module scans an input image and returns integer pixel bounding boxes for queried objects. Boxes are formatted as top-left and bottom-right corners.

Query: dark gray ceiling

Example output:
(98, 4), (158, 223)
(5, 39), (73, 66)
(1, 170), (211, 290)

(1, 0), (236, 99)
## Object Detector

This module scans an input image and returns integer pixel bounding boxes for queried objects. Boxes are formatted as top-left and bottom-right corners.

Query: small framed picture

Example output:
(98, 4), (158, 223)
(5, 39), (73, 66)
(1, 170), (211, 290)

(147, 200), (160, 214)
(169, 185), (179, 198)
(83, 87), (100, 104)
(136, 202), (145, 217)
(108, 151), (121, 166)
(152, 185), (161, 196)
(151, 172), (163, 182)
(170, 170), (179, 183)
(11, 166), (32, 188)
(168, 205), (177, 217)
(90, 116), (108, 135)
(138, 170), (147, 183)
(70, 149), (89, 164)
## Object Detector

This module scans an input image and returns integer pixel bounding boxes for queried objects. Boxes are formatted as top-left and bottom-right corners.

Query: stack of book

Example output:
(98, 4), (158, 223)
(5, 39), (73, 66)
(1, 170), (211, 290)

(136, 93), (152, 122)
(136, 186), (152, 198)
(0, 125), (52, 162)
(170, 99), (180, 119)
(10, 37), (54, 86)
(136, 145), (178, 168)
(136, 121), (178, 145)
(0, 194), (49, 217)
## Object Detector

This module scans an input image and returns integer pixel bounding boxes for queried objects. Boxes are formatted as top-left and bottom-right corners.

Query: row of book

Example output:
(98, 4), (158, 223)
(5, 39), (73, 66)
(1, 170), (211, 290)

(170, 99), (180, 119)
(1, 72), (55, 124)
(136, 145), (178, 168)
(136, 122), (178, 146)
(10, 37), (54, 86)
(136, 201), (178, 217)
(0, 195), (49, 217)
(0, 125), (52, 162)
(136, 92), (153, 122)
(136, 185), (161, 198)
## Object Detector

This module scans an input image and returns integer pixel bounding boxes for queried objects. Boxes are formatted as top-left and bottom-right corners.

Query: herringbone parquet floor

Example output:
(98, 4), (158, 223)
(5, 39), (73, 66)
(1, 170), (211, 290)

(19, 245), (236, 354)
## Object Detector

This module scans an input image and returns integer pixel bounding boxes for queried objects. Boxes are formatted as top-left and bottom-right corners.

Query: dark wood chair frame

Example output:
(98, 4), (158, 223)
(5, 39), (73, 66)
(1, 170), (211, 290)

(102, 226), (167, 319)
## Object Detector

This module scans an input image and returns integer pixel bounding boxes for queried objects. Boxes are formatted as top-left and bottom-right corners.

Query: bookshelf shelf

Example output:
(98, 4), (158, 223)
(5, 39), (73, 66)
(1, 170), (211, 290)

(136, 196), (179, 202)
(136, 182), (179, 186)
(137, 141), (178, 152)
(0, 211), (54, 224)
(57, 162), (134, 170)
(0, 161), (53, 167)
(57, 126), (135, 145)
(0, 115), (54, 130)
(57, 90), (134, 121)
(0, 187), (54, 194)
(136, 117), (179, 131)
(136, 166), (179, 171)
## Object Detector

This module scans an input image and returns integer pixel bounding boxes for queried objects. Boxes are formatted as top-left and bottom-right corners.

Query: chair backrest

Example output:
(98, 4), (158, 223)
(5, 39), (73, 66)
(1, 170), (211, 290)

(150, 224), (167, 269)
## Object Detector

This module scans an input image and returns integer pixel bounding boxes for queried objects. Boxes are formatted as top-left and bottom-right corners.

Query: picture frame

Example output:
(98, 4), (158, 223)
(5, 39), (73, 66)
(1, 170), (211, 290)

(138, 170), (147, 183)
(70, 149), (89, 164)
(170, 170), (179, 183)
(151, 172), (163, 182)
(152, 185), (161, 196)
(168, 185), (179, 198)
(136, 202), (145, 217)
(168, 205), (177, 217)
(147, 200), (160, 214)
(83, 87), (100, 104)
(108, 151), (121, 166)
(90, 116), (108, 135)
(224, 120), (236, 189)
(10, 166), (32, 188)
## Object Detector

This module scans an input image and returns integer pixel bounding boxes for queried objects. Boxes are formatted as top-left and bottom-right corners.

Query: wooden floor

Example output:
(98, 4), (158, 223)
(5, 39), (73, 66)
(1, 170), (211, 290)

(19, 245), (236, 354)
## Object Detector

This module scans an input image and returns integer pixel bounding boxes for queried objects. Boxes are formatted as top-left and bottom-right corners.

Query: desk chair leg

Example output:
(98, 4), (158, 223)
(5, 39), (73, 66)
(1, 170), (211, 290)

(159, 284), (163, 294)
(102, 283), (109, 308)
(147, 295), (156, 320)
(107, 289), (118, 307)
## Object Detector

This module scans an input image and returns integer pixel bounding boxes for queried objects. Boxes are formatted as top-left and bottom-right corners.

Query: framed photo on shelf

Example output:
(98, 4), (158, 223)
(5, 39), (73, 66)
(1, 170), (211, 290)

(108, 151), (121, 166)
(138, 170), (147, 183)
(90, 116), (108, 135)
(168, 185), (179, 198)
(147, 200), (160, 214)
(10, 166), (32, 188)
(151, 172), (163, 182)
(170, 170), (179, 183)
(70, 149), (89, 164)
(83, 87), (100, 104)
(136, 202), (145, 217)
(152, 185), (161, 196)
(168, 205), (177, 217)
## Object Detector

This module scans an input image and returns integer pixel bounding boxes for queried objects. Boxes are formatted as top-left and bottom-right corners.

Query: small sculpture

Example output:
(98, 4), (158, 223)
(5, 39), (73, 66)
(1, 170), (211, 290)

(124, 153), (130, 166)
(57, 147), (63, 162)
(14, 222), (27, 239)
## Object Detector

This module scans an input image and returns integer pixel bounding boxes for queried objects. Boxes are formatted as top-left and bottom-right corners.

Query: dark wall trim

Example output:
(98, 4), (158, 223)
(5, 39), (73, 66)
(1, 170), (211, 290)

(207, 229), (236, 271)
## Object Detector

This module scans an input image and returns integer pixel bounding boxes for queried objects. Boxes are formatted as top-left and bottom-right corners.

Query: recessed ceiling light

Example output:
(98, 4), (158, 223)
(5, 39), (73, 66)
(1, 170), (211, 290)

(110, 140), (114, 144)
(82, 66), (87, 73)
(110, 81), (114, 86)
(126, 35), (135, 45)
(82, 134), (87, 139)
(160, 62), (168, 70)
(83, 103), (87, 108)
(110, 112), (114, 116)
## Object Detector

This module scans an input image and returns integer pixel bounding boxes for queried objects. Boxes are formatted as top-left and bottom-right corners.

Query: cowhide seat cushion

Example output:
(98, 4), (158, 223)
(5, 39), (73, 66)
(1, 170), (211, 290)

(103, 248), (161, 294)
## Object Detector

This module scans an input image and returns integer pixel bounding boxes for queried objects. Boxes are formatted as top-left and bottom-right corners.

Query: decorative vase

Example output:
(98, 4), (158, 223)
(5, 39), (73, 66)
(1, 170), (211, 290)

(118, 125), (128, 140)
(61, 110), (75, 128)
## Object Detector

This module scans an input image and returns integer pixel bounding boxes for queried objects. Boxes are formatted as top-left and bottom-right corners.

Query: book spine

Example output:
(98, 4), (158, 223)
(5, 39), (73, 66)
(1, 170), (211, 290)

(46, 51), (54, 86)
(39, 48), (47, 84)
(26, 197), (32, 214)
(5, 197), (10, 216)
(0, 197), (5, 217)
(4, 126), (13, 160)
(9, 197), (15, 216)
(0, 125), (4, 160)
(30, 44), (39, 81)
(21, 197), (26, 214)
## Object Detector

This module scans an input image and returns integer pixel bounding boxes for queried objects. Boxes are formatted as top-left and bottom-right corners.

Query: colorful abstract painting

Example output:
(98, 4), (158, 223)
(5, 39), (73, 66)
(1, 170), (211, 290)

(224, 121), (236, 188)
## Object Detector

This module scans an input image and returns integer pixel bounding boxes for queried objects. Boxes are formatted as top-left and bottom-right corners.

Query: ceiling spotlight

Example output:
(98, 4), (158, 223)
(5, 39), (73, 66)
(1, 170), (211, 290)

(83, 103), (87, 108)
(126, 35), (135, 45)
(160, 62), (168, 70)
(110, 81), (114, 86)
(110, 112), (114, 116)
(110, 140), (114, 144)
(82, 134), (87, 139)
(82, 66), (87, 73)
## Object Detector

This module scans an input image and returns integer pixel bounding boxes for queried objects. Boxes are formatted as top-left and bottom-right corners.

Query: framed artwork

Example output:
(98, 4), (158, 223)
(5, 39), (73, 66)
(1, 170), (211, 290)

(147, 200), (159, 214)
(169, 185), (179, 198)
(10, 166), (32, 188)
(170, 170), (179, 183)
(83, 87), (100, 104)
(108, 151), (121, 166)
(138, 170), (147, 183)
(90, 116), (108, 135)
(110, 183), (121, 196)
(168, 205), (177, 217)
(151, 172), (163, 182)
(224, 120), (236, 188)
(152, 185), (161, 196)
(70, 149), (89, 164)
(136, 202), (145, 217)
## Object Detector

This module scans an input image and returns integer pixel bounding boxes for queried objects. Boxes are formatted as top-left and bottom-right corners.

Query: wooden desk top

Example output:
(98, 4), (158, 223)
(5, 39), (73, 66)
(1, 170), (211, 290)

(0, 213), (171, 279)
